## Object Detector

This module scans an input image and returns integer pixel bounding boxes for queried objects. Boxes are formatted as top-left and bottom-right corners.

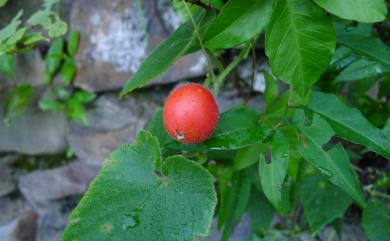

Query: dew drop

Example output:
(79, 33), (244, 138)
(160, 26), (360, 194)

(122, 213), (139, 230)
(345, 25), (353, 32)
(282, 153), (288, 158)
(318, 167), (333, 178)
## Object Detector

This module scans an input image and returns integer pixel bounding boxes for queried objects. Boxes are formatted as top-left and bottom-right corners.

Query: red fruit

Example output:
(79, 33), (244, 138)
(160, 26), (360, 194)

(163, 83), (219, 144)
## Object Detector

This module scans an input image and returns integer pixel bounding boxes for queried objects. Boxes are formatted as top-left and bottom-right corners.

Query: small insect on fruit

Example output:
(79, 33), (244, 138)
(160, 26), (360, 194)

(163, 83), (219, 144)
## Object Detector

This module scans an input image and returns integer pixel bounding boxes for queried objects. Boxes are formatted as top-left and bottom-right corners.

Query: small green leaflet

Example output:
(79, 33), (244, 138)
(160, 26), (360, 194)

(298, 164), (352, 235)
(362, 200), (390, 241)
(204, 0), (272, 49)
(293, 110), (365, 207)
(3, 84), (33, 126)
(0, 54), (15, 77)
(313, 0), (387, 23)
(61, 131), (217, 241)
(0, 10), (23, 43)
(120, 13), (203, 97)
(308, 91), (390, 159)
(265, 0), (335, 98)
(259, 130), (289, 214)
(337, 35), (390, 69)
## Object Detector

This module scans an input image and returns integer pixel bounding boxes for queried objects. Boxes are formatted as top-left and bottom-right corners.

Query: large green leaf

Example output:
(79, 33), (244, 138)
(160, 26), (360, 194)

(308, 91), (390, 159)
(337, 35), (390, 68)
(120, 14), (202, 96)
(234, 143), (265, 171)
(313, 0), (387, 23)
(362, 200), (390, 241)
(246, 186), (275, 235)
(259, 130), (289, 213)
(328, 46), (357, 72)
(293, 110), (365, 206)
(220, 171), (252, 241)
(203, 0), (272, 49)
(298, 164), (352, 235)
(335, 59), (389, 82)
(265, 0), (335, 97)
(61, 131), (217, 241)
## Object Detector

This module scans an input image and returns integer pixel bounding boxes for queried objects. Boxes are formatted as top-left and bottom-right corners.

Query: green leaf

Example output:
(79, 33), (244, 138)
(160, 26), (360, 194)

(203, 0), (272, 49)
(234, 143), (265, 171)
(60, 58), (76, 85)
(259, 130), (289, 214)
(65, 99), (88, 125)
(0, 10), (23, 43)
(39, 99), (64, 112)
(335, 59), (389, 82)
(313, 0), (387, 23)
(146, 109), (173, 148)
(308, 91), (390, 159)
(362, 200), (390, 241)
(337, 35), (390, 68)
(265, 0), (335, 97)
(61, 131), (217, 241)
(264, 71), (279, 110)
(28, 10), (52, 27)
(246, 186), (275, 235)
(67, 30), (80, 56)
(0, 0), (7, 7)
(328, 47), (357, 72)
(20, 32), (49, 45)
(45, 38), (64, 80)
(384, 118), (390, 140)
(0, 54), (15, 77)
(72, 90), (96, 104)
(6, 27), (27, 45)
(293, 110), (365, 206)
(220, 171), (252, 241)
(120, 13), (202, 96)
(298, 164), (352, 235)
(3, 84), (33, 126)
(48, 20), (68, 38)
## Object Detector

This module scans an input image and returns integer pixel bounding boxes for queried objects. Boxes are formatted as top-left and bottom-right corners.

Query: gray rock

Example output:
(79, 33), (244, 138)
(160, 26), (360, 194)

(0, 155), (18, 197)
(0, 90), (67, 155)
(0, 198), (37, 241)
(18, 161), (99, 211)
(36, 202), (72, 241)
(201, 215), (252, 241)
(67, 93), (159, 166)
(70, 0), (207, 92)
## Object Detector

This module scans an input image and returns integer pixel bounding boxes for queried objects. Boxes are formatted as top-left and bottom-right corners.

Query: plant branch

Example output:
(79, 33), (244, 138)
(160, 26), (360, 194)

(213, 42), (252, 94)
(181, 0), (217, 87)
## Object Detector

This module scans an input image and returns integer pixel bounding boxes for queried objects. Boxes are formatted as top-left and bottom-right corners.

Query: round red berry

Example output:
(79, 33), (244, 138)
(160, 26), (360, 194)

(163, 83), (219, 144)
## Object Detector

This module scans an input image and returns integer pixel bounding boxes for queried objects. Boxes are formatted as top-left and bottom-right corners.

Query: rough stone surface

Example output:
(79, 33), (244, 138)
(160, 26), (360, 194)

(0, 155), (18, 197)
(0, 90), (67, 155)
(18, 161), (99, 210)
(67, 93), (160, 166)
(0, 198), (37, 241)
(201, 215), (252, 241)
(70, 0), (207, 92)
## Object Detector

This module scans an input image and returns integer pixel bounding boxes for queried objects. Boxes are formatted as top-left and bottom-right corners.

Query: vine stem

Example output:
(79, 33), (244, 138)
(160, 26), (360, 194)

(181, 0), (217, 87)
(213, 41), (252, 94)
